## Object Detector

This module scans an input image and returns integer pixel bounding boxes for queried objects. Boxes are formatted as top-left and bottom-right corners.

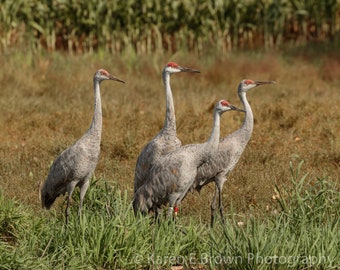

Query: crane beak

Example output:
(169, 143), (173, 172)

(109, 74), (125, 83)
(255, 81), (276, 86)
(180, 66), (201, 73)
(230, 105), (246, 112)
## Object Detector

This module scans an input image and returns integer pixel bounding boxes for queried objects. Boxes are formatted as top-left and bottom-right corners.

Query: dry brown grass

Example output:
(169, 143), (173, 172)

(0, 48), (339, 222)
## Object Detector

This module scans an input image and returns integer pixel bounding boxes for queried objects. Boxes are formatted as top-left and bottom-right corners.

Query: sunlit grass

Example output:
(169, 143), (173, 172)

(208, 162), (339, 269)
(0, 162), (339, 269)
(0, 49), (339, 218)
(0, 46), (339, 268)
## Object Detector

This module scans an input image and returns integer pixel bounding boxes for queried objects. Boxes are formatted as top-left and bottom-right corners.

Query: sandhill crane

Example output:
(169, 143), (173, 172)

(133, 62), (200, 195)
(133, 100), (244, 218)
(40, 69), (125, 224)
(191, 79), (276, 226)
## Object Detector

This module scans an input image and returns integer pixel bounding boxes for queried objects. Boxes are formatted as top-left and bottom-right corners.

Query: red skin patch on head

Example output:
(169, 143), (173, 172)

(99, 69), (109, 76)
(244, 79), (255, 85)
(166, 62), (179, 68)
(221, 100), (230, 107)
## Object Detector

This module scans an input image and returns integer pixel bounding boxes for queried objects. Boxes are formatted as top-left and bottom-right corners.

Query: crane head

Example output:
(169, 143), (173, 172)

(94, 69), (125, 83)
(216, 100), (245, 114)
(239, 79), (276, 93)
(164, 62), (200, 74)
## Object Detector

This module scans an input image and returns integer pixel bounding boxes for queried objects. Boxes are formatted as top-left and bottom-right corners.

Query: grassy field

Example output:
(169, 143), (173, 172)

(0, 45), (339, 268)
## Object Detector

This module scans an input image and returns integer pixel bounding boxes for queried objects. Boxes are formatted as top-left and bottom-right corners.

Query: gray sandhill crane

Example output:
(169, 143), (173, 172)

(133, 100), (244, 218)
(40, 69), (125, 224)
(191, 79), (276, 226)
(133, 62), (200, 194)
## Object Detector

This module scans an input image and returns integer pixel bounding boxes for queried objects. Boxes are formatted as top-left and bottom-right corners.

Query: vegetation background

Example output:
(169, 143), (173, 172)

(0, 0), (339, 269)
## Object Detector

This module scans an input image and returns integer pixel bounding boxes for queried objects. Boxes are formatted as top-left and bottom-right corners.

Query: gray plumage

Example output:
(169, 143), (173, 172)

(133, 62), (200, 194)
(133, 100), (244, 217)
(40, 69), (125, 224)
(191, 79), (276, 226)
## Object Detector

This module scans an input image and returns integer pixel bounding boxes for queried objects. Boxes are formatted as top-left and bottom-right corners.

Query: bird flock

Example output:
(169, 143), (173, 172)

(40, 63), (275, 225)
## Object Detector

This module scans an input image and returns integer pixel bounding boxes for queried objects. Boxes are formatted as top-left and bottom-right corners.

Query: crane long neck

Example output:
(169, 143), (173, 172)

(204, 110), (221, 154)
(162, 71), (176, 134)
(239, 90), (253, 134)
(88, 79), (102, 139)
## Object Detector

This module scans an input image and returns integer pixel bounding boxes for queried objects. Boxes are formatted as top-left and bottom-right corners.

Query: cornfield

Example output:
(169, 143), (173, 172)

(0, 0), (340, 54)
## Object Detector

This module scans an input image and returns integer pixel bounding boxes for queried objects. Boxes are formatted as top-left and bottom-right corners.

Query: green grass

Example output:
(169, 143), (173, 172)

(208, 162), (339, 269)
(0, 43), (339, 268)
(0, 162), (339, 269)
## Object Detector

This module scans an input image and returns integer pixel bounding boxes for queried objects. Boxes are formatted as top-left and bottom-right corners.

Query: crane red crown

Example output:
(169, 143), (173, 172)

(166, 62), (179, 68)
(99, 69), (110, 76)
(221, 100), (230, 106)
(244, 79), (255, 85)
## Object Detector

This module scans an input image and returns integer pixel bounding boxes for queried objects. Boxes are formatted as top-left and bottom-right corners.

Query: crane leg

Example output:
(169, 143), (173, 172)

(217, 185), (225, 225)
(210, 186), (218, 227)
(154, 207), (159, 220)
(79, 179), (90, 217)
(153, 207), (163, 223)
(167, 206), (174, 219)
(65, 195), (71, 225)
(65, 182), (77, 225)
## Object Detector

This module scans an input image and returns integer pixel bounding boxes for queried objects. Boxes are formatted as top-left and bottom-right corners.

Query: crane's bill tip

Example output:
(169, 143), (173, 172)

(255, 80), (276, 85)
(230, 105), (246, 112)
(109, 75), (125, 83)
(117, 78), (126, 83)
(181, 67), (200, 73)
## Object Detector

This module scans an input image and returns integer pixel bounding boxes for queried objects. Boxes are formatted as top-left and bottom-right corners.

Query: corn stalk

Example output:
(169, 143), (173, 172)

(0, 0), (339, 54)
